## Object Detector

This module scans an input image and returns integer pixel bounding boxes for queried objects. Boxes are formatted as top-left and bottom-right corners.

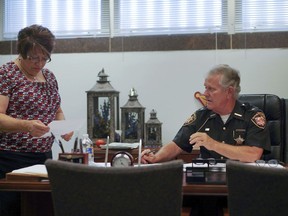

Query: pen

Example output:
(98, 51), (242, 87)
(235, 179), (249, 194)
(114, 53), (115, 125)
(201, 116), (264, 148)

(52, 132), (65, 153)
(73, 137), (78, 152)
(58, 140), (65, 153)
(79, 138), (83, 153)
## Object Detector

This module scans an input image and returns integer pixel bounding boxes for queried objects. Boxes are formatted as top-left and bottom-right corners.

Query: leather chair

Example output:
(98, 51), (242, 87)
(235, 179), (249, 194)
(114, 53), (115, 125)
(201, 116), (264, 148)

(226, 159), (288, 216)
(238, 94), (284, 161)
(45, 159), (183, 216)
(282, 98), (288, 163)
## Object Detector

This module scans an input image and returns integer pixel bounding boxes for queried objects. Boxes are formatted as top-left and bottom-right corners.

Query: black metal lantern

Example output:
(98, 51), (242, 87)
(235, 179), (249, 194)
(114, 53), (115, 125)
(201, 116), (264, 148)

(86, 69), (120, 142)
(121, 88), (145, 143)
(145, 109), (162, 148)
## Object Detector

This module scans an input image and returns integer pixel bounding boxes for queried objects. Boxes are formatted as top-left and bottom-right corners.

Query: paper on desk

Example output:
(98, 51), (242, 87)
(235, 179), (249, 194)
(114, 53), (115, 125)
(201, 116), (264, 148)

(100, 142), (139, 149)
(41, 119), (85, 138)
(90, 162), (161, 168)
(183, 163), (226, 171)
(11, 164), (48, 178)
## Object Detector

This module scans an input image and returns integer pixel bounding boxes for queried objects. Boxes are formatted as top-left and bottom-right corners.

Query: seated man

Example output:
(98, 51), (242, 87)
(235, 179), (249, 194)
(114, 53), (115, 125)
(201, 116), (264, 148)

(141, 64), (270, 164)
(141, 64), (271, 216)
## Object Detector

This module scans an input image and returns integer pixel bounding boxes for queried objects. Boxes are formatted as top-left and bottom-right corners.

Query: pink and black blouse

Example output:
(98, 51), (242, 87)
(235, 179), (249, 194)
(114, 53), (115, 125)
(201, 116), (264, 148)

(0, 61), (61, 152)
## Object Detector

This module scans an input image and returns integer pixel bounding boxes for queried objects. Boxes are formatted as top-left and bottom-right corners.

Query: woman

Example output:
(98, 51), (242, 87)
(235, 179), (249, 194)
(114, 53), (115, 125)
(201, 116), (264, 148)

(0, 24), (71, 215)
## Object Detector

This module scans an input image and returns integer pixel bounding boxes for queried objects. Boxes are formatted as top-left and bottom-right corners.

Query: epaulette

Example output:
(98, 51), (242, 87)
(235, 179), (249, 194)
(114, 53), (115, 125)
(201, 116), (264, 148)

(241, 102), (262, 112)
(183, 113), (197, 126)
(183, 107), (210, 126)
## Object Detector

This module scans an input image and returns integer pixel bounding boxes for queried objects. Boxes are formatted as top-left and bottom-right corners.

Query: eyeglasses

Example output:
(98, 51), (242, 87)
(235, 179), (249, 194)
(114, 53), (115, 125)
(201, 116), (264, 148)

(255, 159), (279, 167)
(27, 55), (51, 63)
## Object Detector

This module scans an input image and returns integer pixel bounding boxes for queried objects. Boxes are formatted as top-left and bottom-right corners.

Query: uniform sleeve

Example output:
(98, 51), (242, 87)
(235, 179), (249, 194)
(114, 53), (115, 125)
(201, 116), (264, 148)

(245, 111), (271, 154)
(173, 113), (198, 153)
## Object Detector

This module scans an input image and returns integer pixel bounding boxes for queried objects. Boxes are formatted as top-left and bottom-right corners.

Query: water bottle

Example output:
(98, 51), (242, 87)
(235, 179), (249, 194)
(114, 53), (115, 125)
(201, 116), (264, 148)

(82, 134), (94, 164)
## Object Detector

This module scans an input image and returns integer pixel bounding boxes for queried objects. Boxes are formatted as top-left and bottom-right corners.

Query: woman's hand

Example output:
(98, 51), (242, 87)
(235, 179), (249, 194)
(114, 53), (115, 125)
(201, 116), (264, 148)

(61, 131), (74, 141)
(26, 120), (50, 137)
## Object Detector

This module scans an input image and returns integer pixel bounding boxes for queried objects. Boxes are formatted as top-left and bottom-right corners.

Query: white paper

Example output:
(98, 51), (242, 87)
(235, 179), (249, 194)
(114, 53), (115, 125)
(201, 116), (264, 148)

(183, 163), (226, 171)
(12, 164), (48, 177)
(41, 119), (85, 138)
(100, 142), (139, 149)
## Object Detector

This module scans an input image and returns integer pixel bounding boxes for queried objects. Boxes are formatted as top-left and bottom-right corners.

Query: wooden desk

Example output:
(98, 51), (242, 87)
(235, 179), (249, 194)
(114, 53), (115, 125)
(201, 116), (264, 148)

(0, 174), (227, 195)
(0, 170), (227, 216)
(0, 149), (226, 216)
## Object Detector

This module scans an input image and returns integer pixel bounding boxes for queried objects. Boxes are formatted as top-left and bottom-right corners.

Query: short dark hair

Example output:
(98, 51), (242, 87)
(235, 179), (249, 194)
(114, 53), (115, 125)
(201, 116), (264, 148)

(17, 24), (55, 59)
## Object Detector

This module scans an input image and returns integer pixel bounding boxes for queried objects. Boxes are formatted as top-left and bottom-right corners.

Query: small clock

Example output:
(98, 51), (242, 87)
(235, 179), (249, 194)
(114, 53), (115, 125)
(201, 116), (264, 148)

(110, 151), (134, 167)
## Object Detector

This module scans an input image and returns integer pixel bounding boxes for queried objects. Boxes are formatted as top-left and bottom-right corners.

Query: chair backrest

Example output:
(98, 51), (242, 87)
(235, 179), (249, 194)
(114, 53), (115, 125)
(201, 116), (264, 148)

(45, 159), (184, 216)
(226, 160), (288, 216)
(238, 94), (284, 161)
(283, 98), (288, 163)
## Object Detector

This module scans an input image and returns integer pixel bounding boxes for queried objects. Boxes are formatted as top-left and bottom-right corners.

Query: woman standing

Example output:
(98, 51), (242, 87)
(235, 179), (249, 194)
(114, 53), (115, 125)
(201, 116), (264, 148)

(0, 24), (71, 215)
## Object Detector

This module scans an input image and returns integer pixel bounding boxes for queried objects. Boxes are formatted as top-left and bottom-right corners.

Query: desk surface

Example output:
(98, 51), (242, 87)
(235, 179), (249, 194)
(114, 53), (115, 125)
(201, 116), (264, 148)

(0, 173), (228, 196)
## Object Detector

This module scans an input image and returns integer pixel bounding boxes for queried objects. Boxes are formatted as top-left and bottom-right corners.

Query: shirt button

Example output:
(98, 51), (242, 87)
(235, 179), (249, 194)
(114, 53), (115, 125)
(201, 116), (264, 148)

(223, 127), (226, 130)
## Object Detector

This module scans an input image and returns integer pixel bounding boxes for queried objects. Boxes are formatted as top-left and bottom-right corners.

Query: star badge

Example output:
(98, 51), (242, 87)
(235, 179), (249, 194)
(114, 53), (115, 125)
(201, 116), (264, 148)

(234, 135), (245, 145)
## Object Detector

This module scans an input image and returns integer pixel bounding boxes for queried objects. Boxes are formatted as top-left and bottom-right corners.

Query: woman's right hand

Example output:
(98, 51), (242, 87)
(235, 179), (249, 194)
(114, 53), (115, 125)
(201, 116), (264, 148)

(25, 120), (50, 137)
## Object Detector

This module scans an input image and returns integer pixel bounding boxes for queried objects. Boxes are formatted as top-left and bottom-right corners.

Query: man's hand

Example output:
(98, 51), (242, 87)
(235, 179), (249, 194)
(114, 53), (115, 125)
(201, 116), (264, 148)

(140, 149), (156, 164)
(189, 132), (216, 150)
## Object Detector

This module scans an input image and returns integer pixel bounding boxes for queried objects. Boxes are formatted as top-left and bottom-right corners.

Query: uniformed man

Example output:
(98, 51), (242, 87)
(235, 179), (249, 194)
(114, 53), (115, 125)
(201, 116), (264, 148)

(141, 64), (270, 163)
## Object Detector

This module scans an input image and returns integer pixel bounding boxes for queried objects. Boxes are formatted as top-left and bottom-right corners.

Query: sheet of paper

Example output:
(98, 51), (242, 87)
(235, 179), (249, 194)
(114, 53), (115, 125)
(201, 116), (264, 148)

(183, 163), (226, 171)
(41, 119), (85, 138)
(100, 142), (139, 149)
(12, 164), (48, 177)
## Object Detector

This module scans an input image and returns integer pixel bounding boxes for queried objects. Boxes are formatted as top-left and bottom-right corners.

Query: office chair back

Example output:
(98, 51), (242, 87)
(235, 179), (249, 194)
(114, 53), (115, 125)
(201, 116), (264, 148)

(283, 98), (288, 163)
(238, 94), (284, 161)
(226, 160), (288, 216)
(45, 159), (184, 216)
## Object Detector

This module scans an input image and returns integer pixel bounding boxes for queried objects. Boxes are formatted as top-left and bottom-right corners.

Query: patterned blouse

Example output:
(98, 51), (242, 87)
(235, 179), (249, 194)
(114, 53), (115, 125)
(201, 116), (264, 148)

(0, 61), (61, 152)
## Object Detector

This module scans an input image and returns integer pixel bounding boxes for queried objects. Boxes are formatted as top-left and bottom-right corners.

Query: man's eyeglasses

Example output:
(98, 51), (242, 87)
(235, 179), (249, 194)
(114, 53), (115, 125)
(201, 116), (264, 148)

(27, 55), (51, 63)
(255, 159), (280, 167)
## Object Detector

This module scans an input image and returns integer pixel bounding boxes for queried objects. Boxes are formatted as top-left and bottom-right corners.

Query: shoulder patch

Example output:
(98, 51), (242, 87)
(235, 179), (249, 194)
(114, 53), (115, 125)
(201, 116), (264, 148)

(251, 112), (266, 129)
(183, 113), (196, 126)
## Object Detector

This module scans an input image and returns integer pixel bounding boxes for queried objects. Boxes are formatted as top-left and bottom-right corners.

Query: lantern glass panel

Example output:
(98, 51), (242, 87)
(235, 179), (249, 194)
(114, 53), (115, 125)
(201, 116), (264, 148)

(93, 97), (110, 139)
(148, 127), (157, 141)
(124, 112), (138, 139)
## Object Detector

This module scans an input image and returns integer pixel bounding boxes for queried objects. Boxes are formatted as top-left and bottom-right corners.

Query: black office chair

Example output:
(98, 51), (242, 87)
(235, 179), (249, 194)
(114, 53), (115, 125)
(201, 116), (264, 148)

(45, 159), (183, 216)
(238, 94), (284, 161)
(226, 159), (288, 216)
(283, 98), (288, 163)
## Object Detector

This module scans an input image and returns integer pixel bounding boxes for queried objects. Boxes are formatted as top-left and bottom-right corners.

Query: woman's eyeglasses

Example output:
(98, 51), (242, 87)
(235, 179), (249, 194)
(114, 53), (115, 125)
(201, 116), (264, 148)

(27, 55), (51, 63)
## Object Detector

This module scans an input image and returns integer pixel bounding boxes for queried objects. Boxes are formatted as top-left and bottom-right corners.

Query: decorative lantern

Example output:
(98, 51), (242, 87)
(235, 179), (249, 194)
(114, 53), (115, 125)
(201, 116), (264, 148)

(86, 69), (120, 142)
(121, 88), (145, 143)
(145, 109), (162, 148)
